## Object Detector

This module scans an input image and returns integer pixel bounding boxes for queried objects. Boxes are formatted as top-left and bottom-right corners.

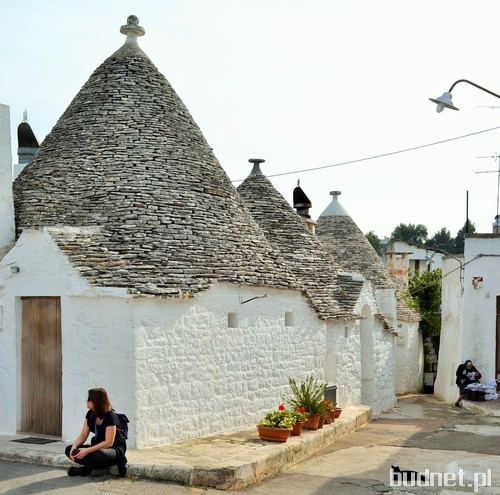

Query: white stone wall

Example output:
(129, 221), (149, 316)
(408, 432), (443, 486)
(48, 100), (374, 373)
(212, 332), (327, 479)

(132, 284), (325, 447)
(0, 229), (132, 440)
(461, 237), (499, 382)
(325, 320), (361, 408)
(0, 104), (14, 251)
(434, 257), (464, 402)
(395, 321), (423, 394)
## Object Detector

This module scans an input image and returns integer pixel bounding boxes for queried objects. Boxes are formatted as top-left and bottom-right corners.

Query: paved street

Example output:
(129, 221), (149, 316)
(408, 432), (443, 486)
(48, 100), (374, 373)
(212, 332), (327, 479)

(1, 395), (499, 495)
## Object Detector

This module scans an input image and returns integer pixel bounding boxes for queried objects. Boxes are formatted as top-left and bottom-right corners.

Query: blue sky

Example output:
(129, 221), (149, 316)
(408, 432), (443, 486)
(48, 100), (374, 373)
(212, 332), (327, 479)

(3, 0), (500, 238)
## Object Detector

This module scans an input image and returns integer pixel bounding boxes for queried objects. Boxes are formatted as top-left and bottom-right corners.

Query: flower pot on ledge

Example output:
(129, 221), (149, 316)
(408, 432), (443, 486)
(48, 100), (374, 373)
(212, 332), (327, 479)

(257, 425), (292, 442)
(301, 413), (321, 430)
(334, 407), (342, 418)
(291, 420), (302, 436)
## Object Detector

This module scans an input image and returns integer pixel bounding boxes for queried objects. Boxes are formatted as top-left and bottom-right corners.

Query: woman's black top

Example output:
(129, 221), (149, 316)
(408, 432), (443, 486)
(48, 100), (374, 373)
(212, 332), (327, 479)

(455, 363), (481, 387)
(85, 409), (126, 452)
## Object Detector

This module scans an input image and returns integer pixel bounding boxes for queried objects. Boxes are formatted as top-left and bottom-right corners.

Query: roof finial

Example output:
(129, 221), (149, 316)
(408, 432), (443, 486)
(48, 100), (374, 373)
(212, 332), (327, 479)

(248, 158), (265, 176)
(22, 110), (28, 123)
(120, 15), (145, 44)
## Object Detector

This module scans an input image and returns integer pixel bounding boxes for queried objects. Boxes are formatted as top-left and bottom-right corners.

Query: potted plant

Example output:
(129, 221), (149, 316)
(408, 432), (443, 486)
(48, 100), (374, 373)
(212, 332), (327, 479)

(283, 376), (328, 430)
(290, 406), (309, 436)
(322, 399), (336, 424)
(257, 404), (296, 442)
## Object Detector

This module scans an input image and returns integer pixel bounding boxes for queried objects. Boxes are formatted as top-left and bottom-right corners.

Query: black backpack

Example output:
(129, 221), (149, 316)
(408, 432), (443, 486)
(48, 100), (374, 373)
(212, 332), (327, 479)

(114, 410), (130, 440)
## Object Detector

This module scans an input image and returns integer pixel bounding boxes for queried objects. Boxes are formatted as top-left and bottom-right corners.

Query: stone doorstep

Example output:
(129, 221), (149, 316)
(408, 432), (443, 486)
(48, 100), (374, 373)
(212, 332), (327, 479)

(0, 405), (371, 491)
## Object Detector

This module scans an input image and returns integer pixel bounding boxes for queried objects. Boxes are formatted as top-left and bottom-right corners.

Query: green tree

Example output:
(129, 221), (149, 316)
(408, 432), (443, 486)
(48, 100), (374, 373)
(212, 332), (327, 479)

(454, 219), (476, 254)
(365, 230), (382, 256)
(425, 228), (454, 253)
(390, 223), (428, 245)
(402, 268), (442, 338)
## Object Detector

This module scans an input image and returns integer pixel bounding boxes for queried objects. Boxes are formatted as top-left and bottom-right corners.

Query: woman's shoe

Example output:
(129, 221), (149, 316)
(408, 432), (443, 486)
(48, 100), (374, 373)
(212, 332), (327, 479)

(67, 466), (91, 476)
(455, 400), (461, 407)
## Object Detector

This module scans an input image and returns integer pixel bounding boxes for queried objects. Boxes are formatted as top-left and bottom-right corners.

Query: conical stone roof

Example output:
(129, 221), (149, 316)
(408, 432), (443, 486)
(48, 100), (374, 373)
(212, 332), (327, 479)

(237, 161), (359, 319)
(13, 16), (297, 296)
(316, 192), (395, 291)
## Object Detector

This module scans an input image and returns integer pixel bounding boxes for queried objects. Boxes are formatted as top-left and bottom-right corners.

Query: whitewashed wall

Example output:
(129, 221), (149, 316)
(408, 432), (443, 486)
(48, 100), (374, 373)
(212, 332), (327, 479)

(0, 104), (14, 251)
(461, 237), (499, 383)
(0, 229), (133, 441)
(395, 321), (423, 394)
(325, 320), (360, 409)
(434, 257), (464, 403)
(132, 284), (325, 447)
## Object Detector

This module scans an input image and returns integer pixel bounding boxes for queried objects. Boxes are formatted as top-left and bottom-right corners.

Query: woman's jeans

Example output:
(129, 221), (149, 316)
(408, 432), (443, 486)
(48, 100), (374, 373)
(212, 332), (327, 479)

(65, 444), (118, 471)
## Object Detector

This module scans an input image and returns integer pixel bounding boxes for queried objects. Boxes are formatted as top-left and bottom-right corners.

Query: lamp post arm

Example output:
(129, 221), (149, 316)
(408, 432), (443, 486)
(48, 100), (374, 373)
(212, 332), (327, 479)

(448, 79), (500, 100)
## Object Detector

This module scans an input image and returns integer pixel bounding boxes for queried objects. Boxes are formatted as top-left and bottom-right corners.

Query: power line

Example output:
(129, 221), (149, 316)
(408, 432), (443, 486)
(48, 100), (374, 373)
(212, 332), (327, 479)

(231, 124), (500, 182)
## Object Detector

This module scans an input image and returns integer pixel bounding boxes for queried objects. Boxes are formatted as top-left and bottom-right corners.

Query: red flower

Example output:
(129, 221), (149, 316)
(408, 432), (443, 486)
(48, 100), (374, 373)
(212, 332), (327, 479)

(278, 404), (286, 411)
(296, 406), (306, 413)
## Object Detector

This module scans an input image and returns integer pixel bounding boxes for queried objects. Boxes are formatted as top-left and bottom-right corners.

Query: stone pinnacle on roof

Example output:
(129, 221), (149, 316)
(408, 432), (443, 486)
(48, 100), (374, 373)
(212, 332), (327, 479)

(248, 158), (265, 176)
(120, 15), (145, 44)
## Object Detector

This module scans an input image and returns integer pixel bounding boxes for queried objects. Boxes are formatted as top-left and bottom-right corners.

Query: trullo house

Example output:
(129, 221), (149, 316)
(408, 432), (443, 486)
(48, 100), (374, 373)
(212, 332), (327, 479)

(0, 15), (419, 447)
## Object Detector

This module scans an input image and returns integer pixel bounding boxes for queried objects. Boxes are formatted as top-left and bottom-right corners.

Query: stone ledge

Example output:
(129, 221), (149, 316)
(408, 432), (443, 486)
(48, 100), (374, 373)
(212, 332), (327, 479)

(0, 405), (371, 491)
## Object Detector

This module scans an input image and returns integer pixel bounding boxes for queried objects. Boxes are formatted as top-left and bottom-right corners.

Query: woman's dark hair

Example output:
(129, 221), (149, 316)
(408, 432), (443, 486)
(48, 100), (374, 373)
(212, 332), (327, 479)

(88, 388), (111, 418)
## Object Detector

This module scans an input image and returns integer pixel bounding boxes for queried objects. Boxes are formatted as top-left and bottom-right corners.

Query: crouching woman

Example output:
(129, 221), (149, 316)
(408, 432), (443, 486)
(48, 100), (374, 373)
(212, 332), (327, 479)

(65, 388), (127, 477)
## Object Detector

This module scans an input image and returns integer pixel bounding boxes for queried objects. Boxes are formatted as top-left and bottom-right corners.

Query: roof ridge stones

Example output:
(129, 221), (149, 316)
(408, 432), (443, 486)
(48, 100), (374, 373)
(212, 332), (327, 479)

(13, 16), (298, 296)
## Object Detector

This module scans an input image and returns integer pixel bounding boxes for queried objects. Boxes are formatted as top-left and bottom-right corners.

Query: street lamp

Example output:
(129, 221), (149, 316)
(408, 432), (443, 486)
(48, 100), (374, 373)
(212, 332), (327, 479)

(429, 79), (500, 112)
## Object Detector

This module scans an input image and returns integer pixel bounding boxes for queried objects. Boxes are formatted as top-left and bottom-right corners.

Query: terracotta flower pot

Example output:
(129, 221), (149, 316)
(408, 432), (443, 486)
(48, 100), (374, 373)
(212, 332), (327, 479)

(257, 425), (292, 442)
(318, 415), (325, 428)
(326, 409), (335, 423)
(334, 407), (342, 418)
(302, 413), (321, 430)
(291, 421), (302, 436)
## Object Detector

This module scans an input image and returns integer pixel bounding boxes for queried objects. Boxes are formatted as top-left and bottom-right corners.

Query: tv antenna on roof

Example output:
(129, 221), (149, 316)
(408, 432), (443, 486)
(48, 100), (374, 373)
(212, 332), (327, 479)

(476, 152), (500, 220)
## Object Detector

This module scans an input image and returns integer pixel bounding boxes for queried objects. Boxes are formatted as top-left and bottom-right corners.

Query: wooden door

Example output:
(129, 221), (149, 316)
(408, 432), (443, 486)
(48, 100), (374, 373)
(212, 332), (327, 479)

(20, 297), (62, 436)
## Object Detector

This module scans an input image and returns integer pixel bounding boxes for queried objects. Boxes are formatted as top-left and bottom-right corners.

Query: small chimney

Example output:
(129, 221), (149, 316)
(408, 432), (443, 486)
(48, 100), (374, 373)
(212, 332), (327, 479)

(493, 214), (500, 234)
(14, 111), (39, 178)
(293, 180), (315, 233)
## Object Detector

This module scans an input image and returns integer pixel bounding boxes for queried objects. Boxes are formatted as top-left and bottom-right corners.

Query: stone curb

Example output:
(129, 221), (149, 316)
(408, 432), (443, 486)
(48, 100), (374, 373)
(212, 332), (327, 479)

(0, 405), (371, 490)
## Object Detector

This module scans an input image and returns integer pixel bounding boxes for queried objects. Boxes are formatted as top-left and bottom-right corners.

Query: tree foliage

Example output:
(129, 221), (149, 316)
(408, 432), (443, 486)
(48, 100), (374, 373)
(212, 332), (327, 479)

(365, 230), (382, 256)
(390, 223), (428, 245)
(425, 228), (454, 253)
(454, 219), (476, 254)
(402, 268), (442, 338)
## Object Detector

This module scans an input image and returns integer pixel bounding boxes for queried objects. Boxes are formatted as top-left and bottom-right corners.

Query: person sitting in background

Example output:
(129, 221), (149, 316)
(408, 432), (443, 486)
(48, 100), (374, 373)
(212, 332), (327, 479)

(455, 360), (481, 407)
(65, 388), (127, 477)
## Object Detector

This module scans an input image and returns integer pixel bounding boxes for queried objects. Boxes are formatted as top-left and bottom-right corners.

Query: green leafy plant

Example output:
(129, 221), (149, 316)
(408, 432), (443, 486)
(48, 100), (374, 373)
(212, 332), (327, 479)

(291, 406), (309, 423)
(284, 376), (328, 415)
(258, 404), (296, 429)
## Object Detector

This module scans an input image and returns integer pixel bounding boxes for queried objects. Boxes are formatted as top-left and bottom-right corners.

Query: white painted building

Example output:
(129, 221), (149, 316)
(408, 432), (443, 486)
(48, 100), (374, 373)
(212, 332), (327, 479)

(0, 15), (421, 448)
(434, 234), (500, 402)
